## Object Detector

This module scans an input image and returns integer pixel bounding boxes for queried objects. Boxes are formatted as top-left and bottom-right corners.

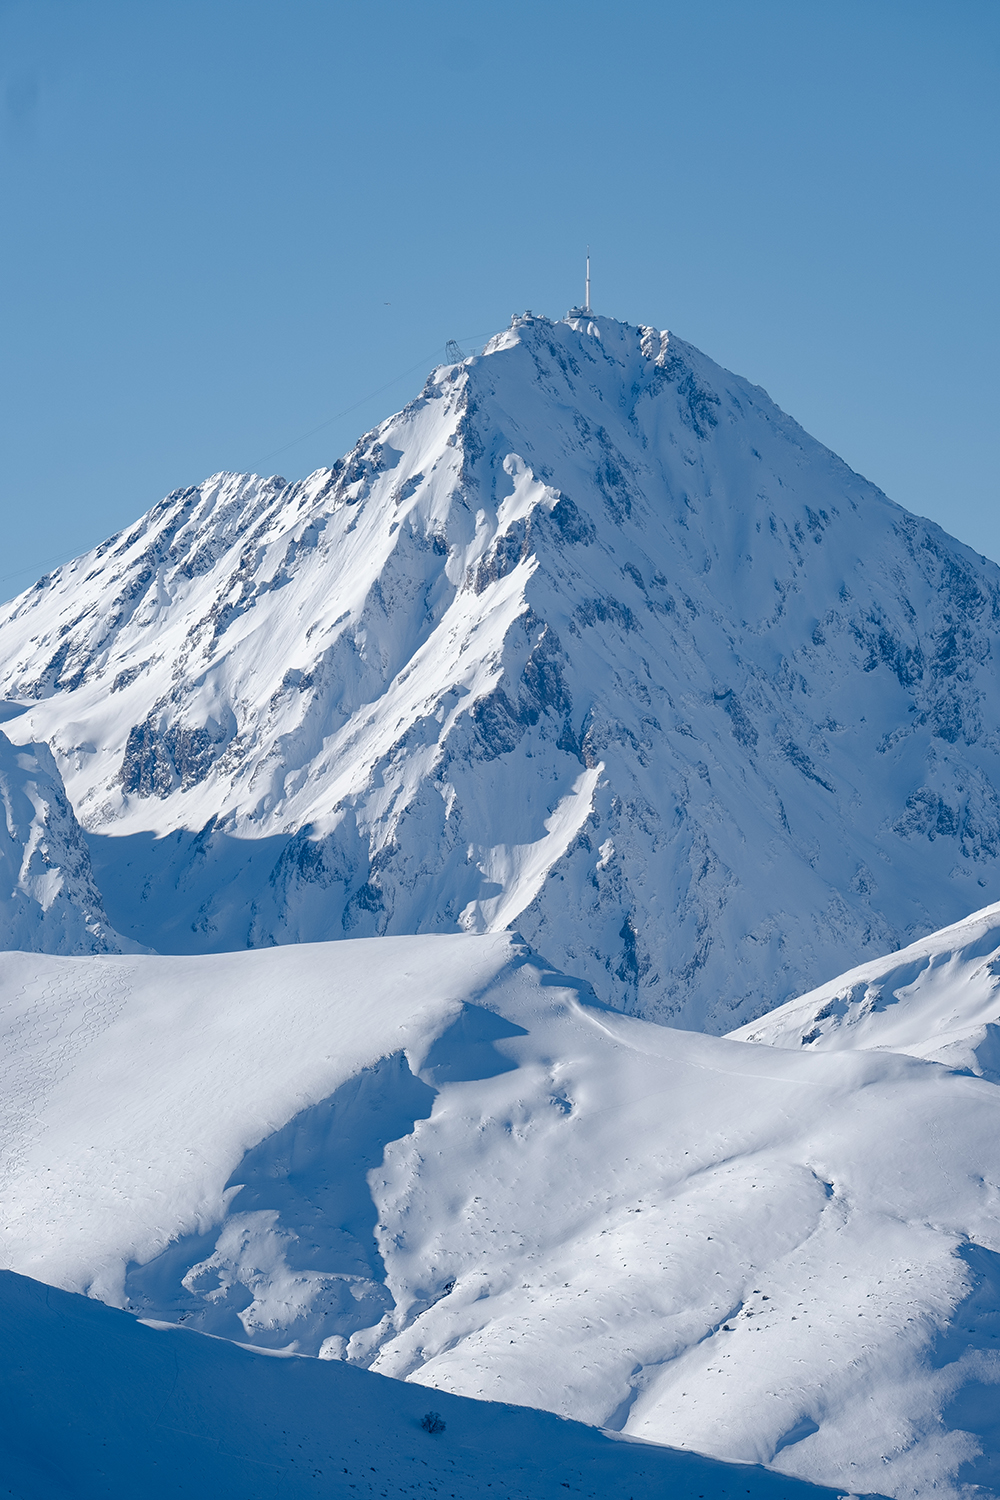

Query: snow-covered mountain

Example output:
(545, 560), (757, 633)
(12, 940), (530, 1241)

(4, 928), (1000, 1499)
(0, 719), (124, 954)
(3, 313), (1000, 1028)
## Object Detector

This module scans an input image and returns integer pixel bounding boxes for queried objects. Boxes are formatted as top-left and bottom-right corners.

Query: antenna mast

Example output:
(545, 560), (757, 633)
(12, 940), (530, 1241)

(568, 249), (594, 321)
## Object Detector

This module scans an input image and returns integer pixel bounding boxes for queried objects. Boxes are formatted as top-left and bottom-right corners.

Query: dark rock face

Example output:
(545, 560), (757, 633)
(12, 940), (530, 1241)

(120, 719), (229, 797)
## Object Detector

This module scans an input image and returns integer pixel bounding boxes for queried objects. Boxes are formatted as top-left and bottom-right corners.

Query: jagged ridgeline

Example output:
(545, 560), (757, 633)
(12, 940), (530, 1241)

(1, 313), (998, 1031)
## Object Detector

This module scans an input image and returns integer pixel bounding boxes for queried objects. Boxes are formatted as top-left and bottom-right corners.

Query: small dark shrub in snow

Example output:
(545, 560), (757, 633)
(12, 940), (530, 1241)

(420, 1411), (446, 1435)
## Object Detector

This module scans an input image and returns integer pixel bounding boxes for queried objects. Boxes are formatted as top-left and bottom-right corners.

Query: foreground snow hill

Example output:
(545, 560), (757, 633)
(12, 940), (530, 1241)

(2, 313), (1000, 1029)
(1, 1270), (850, 1500)
(4, 930), (1000, 1499)
(0, 721), (125, 954)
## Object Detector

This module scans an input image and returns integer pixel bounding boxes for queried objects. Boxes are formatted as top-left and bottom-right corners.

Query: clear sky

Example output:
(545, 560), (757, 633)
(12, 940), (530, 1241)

(1, 0), (998, 600)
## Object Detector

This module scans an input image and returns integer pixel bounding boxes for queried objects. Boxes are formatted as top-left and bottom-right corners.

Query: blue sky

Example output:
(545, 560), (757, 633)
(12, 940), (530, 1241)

(1, 0), (998, 598)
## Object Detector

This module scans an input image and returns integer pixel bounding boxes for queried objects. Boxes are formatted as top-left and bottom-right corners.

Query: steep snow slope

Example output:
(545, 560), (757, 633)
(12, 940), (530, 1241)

(3, 315), (1000, 1027)
(730, 897), (1000, 1074)
(0, 723), (125, 953)
(3, 931), (1000, 1499)
(0, 1271), (849, 1500)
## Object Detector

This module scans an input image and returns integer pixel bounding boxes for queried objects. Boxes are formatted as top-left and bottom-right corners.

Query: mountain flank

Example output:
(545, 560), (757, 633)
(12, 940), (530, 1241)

(2, 313), (998, 1030)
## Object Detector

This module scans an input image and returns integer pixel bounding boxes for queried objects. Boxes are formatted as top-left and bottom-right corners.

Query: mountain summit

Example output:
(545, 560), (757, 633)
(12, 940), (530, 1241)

(2, 312), (999, 1030)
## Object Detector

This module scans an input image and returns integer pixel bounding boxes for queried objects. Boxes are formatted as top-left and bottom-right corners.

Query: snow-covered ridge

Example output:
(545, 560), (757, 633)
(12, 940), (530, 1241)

(3, 313), (1000, 1029)
(3, 927), (999, 1498)
(0, 724), (126, 954)
(730, 896), (1000, 1075)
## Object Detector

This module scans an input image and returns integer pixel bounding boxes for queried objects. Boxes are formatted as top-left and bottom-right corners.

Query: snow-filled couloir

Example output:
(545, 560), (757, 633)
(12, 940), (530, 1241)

(2, 313), (1000, 1028)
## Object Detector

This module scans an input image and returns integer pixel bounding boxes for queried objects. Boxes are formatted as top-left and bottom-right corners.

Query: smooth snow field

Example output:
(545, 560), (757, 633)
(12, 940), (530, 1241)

(0, 1268), (849, 1500)
(5, 928), (1000, 1498)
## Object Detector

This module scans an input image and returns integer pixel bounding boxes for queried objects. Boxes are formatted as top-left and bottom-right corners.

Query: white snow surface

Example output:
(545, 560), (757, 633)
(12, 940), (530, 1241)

(1, 1270), (848, 1500)
(1, 315), (999, 1029)
(0, 723), (125, 954)
(730, 896), (1000, 1076)
(4, 929), (1000, 1498)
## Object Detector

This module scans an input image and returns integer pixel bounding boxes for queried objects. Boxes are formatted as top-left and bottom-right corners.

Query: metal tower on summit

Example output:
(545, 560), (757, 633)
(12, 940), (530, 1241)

(568, 248), (594, 319)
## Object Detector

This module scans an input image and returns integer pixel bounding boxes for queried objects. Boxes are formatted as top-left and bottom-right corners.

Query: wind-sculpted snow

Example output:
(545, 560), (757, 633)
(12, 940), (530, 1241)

(2, 929), (1000, 1498)
(0, 724), (125, 954)
(3, 315), (1000, 1026)
(730, 896), (1000, 1076)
